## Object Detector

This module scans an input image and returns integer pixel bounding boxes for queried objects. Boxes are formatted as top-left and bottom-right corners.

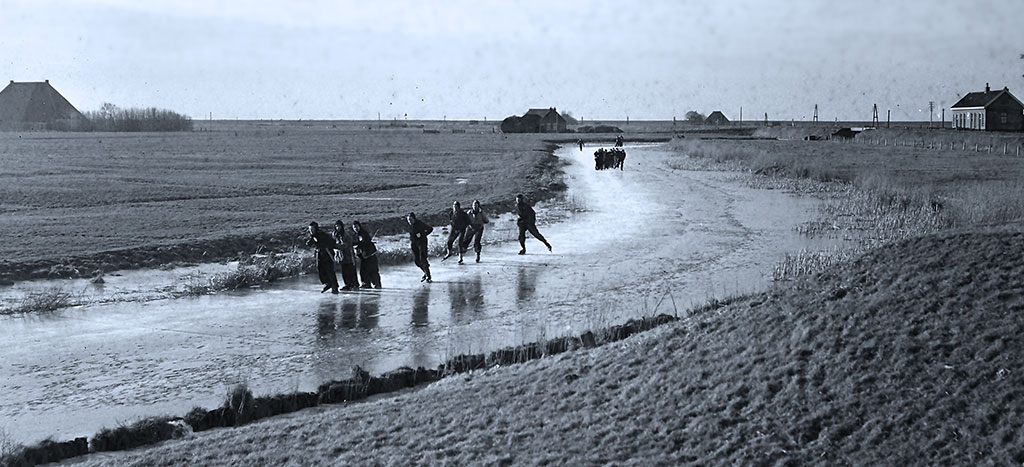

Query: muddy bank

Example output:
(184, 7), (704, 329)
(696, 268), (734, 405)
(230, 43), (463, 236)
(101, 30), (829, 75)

(0, 148), (566, 285)
(0, 313), (676, 467)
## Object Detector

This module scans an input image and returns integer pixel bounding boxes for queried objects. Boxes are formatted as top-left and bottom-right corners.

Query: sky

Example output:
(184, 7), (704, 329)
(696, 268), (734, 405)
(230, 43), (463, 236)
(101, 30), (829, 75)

(1, 0), (1022, 121)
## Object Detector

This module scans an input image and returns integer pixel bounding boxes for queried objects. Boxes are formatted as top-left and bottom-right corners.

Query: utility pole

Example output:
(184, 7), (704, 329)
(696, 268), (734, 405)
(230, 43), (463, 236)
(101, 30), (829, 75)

(739, 107), (742, 122)
(872, 104), (878, 127)
(764, 112), (768, 127)
(887, 110), (891, 128)
(929, 101), (935, 128)
(813, 104), (818, 123)
(941, 107), (945, 129)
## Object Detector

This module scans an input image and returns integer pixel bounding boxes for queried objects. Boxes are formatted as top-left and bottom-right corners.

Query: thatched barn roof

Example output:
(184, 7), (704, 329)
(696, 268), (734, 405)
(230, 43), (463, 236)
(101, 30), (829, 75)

(0, 80), (86, 130)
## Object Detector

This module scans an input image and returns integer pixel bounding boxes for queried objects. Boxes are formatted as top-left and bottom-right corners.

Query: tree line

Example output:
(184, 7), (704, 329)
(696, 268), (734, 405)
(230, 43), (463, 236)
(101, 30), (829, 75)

(83, 103), (193, 132)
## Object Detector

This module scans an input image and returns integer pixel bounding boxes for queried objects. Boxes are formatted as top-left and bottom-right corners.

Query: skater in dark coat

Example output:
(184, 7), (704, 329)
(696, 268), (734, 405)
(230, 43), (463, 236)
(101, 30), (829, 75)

(577, 138), (584, 151)
(514, 194), (552, 255)
(443, 201), (472, 264)
(332, 220), (360, 290)
(407, 213), (433, 282)
(306, 221), (339, 294)
(351, 220), (382, 289)
(460, 199), (489, 263)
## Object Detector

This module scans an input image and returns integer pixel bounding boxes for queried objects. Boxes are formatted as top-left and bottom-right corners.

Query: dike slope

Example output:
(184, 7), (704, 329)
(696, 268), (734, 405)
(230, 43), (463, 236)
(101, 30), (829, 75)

(75, 229), (1024, 466)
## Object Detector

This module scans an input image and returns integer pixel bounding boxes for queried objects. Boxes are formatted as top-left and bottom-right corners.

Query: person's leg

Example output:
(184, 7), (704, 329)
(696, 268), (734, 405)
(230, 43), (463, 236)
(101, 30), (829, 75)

(359, 259), (373, 288)
(527, 224), (552, 251)
(473, 225), (483, 261)
(327, 258), (339, 292)
(455, 228), (466, 263)
(369, 256), (382, 288)
(459, 226), (473, 253)
(517, 223), (527, 254)
(444, 229), (459, 259)
(341, 263), (358, 289)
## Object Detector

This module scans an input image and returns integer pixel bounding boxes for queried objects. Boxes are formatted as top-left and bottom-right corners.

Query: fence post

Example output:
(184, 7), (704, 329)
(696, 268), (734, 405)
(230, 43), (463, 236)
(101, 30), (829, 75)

(1005, 143), (1007, 155)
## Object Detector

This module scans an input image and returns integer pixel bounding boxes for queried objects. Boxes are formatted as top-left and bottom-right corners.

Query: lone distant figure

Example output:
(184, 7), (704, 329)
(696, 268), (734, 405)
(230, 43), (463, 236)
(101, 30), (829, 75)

(407, 213), (433, 282)
(306, 221), (339, 294)
(460, 199), (489, 263)
(515, 194), (552, 255)
(351, 220), (382, 289)
(443, 201), (472, 264)
(577, 138), (584, 151)
(332, 220), (360, 290)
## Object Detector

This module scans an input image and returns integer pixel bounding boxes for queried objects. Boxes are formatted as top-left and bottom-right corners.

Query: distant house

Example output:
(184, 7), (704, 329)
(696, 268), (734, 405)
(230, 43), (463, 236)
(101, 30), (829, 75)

(950, 83), (1024, 132)
(705, 111), (730, 125)
(501, 107), (568, 133)
(0, 80), (87, 130)
(523, 107), (567, 133)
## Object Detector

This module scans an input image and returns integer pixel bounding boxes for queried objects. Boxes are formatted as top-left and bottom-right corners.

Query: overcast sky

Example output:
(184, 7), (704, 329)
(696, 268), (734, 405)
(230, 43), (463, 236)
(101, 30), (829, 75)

(2, 0), (1022, 121)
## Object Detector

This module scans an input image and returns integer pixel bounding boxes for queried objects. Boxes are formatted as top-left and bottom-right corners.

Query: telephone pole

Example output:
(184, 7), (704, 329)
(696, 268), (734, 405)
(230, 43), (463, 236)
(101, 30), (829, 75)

(872, 104), (879, 127)
(813, 104), (818, 123)
(929, 101), (935, 128)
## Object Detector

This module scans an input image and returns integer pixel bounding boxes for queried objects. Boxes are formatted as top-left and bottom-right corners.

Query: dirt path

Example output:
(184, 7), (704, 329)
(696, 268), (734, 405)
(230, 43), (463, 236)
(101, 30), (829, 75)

(0, 143), (838, 444)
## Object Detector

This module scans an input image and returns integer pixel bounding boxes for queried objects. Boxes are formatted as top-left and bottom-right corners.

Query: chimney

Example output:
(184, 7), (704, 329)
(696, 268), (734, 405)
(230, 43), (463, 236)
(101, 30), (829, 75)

(985, 82), (990, 93)
(45, 79), (49, 84)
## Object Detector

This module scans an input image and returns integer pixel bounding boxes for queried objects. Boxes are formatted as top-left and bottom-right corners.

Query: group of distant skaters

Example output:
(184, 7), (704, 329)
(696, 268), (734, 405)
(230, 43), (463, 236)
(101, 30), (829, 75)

(306, 194), (552, 294)
(578, 136), (627, 170)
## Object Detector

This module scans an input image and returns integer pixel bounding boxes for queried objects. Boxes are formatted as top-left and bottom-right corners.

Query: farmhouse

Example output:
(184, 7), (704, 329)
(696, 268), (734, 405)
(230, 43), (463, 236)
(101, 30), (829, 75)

(501, 107), (567, 133)
(950, 83), (1023, 132)
(524, 107), (567, 133)
(705, 111), (730, 125)
(0, 80), (87, 130)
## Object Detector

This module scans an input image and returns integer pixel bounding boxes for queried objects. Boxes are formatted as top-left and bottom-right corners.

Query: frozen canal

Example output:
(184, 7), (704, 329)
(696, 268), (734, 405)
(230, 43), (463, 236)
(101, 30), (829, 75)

(0, 143), (840, 443)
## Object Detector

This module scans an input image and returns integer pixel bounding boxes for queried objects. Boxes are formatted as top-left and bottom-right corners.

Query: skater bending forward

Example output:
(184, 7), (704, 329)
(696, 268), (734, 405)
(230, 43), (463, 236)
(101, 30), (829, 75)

(514, 194), (552, 255)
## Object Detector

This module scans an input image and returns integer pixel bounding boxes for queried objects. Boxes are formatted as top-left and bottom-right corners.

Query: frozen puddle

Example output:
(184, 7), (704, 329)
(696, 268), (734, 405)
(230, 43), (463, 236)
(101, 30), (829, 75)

(0, 143), (844, 443)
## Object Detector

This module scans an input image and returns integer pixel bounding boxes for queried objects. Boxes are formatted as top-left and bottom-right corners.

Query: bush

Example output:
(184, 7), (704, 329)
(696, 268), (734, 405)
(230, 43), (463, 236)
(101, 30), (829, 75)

(576, 125), (623, 133)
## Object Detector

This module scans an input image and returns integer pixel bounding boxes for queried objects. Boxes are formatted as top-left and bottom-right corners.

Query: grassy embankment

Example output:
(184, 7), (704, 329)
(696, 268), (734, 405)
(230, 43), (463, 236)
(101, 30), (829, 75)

(670, 132), (1024, 279)
(0, 124), (565, 284)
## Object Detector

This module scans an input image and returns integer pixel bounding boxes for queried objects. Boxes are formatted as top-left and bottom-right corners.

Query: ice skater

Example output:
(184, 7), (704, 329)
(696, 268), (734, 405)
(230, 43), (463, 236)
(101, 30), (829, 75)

(305, 221), (339, 294)
(351, 220), (382, 289)
(459, 199), (489, 263)
(407, 212), (433, 282)
(514, 194), (552, 255)
(443, 201), (472, 264)
(332, 220), (360, 290)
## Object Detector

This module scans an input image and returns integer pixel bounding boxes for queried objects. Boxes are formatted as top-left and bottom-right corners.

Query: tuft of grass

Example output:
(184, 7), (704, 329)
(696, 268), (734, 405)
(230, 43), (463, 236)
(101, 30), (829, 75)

(182, 249), (313, 295)
(0, 427), (21, 460)
(90, 416), (179, 453)
(225, 383), (256, 427)
(0, 288), (75, 315)
(772, 247), (859, 281)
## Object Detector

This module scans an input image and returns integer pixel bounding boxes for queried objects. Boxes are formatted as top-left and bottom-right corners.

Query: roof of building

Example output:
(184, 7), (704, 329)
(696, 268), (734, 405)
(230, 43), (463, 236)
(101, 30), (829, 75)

(951, 86), (1023, 109)
(0, 80), (85, 126)
(705, 110), (729, 123)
